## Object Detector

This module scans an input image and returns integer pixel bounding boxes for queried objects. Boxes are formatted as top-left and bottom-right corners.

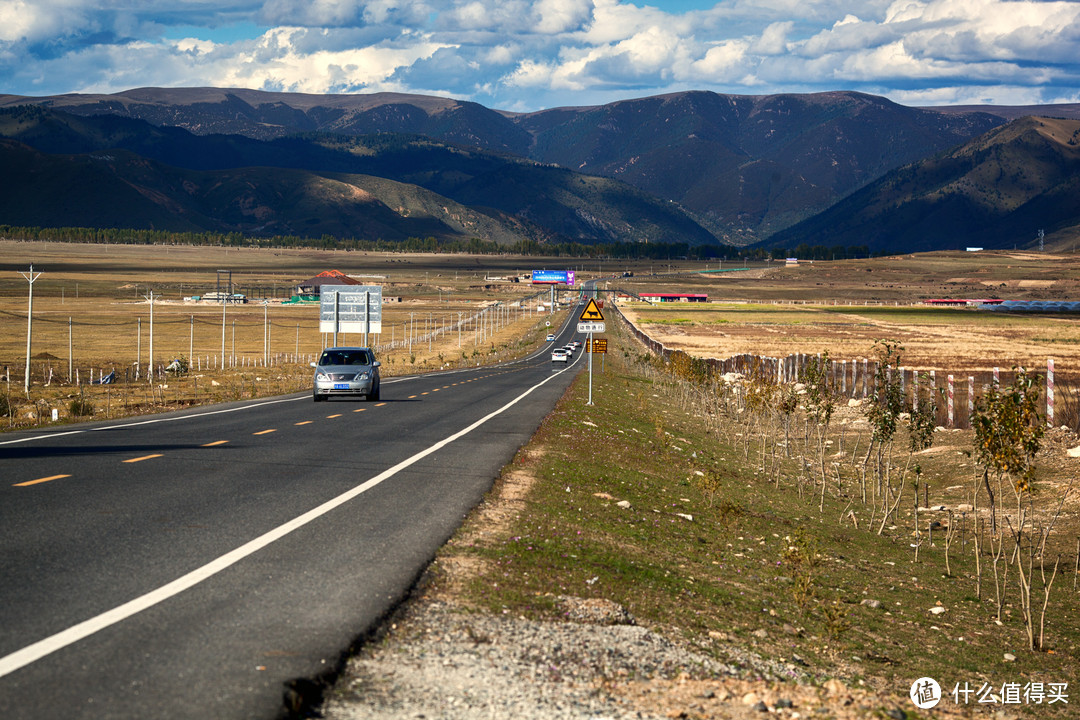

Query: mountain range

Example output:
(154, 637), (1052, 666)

(2, 87), (1080, 252)
(768, 116), (1080, 253)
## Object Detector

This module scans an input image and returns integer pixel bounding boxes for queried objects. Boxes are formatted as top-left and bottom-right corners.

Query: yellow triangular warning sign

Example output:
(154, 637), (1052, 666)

(579, 297), (605, 321)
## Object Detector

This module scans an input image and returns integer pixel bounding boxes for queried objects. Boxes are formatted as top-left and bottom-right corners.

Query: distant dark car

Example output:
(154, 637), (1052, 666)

(311, 347), (381, 401)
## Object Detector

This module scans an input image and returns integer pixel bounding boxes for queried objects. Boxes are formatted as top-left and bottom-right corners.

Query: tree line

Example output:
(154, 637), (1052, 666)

(0, 225), (870, 261)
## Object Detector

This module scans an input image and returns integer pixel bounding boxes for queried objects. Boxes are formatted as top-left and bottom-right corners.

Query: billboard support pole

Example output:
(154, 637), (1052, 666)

(587, 331), (594, 406)
(364, 291), (370, 348)
(333, 291), (339, 347)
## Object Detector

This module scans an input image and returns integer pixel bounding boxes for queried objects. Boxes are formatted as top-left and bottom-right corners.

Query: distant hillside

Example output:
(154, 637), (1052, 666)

(514, 91), (1005, 242)
(0, 138), (538, 241)
(0, 87), (533, 153)
(0, 87), (1008, 244)
(921, 103), (1080, 122)
(765, 117), (1080, 252)
(0, 106), (720, 246)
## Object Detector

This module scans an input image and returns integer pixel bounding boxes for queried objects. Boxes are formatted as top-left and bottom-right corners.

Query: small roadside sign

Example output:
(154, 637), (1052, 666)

(586, 338), (608, 353)
(578, 321), (605, 333)
(579, 298), (605, 322)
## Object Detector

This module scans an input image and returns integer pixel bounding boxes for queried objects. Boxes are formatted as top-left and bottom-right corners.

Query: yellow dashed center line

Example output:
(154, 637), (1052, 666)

(123, 454), (162, 463)
(408, 395), (418, 399)
(15, 474), (71, 487)
(12, 392), (399, 490)
(421, 392), (429, 396)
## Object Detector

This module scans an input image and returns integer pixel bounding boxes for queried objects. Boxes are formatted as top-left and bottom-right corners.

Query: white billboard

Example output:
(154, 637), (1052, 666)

(319, 285), (383, 335)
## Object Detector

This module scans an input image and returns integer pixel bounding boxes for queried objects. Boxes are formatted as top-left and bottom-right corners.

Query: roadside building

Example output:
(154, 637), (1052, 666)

(640, 293), (708, 303)
(295, 270), (362, 297)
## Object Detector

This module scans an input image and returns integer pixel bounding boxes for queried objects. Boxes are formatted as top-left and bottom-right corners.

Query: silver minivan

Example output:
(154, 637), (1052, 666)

(311, 347), (381, 401)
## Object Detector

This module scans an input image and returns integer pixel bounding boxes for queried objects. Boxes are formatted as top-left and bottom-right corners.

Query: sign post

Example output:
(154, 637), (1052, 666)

(577, 298), (605, 406)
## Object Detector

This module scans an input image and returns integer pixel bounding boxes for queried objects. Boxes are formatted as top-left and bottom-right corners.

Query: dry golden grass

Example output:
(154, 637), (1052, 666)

(0, 241), (571, 427)
(609, 250), (1080, 386)
(620, 302), (1080, 377)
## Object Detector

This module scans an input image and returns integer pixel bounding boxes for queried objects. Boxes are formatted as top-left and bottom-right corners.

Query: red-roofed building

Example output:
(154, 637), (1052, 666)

(296, 270), (362, 296)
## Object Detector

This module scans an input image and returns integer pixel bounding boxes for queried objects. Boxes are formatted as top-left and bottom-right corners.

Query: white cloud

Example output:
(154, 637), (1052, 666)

(690, 40), (752, 78)
(533, 0), (593, 34)
(218, 26), (452, 91)
(437, 0), (592, 33)
(2, 0), (1080, 109)
(259, 0), (366, 27)
(751, 21), (794, 54)
(0, 0), (91, 43)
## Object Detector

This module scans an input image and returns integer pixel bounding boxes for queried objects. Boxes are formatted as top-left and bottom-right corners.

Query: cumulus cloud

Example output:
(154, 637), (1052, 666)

(259, 0), (367, 27)
(0, 0), (93, 44)
(1, 0), (1078, 109)
(751, 21), (794, 54)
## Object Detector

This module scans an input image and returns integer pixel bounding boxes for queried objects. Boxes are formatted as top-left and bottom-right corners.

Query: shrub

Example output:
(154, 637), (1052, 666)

(69, 396), (94, 417)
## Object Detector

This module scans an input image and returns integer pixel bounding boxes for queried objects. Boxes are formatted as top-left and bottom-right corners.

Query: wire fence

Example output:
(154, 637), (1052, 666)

(610, 301), (1078, 431)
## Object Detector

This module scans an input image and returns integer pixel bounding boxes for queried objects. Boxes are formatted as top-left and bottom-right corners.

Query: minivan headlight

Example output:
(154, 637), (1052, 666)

(315, 372), (331, 381)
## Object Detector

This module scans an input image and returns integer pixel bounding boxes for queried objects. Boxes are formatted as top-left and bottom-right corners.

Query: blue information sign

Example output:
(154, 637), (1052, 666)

(531, 270), (576, 285)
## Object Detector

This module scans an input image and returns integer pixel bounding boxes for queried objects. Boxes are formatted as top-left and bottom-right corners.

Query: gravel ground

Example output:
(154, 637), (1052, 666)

(318, 591), (977, 720)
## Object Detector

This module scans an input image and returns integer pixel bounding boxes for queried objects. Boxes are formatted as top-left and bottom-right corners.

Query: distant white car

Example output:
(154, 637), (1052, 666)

(546, 334), (556, 341)
(551, 349), (568, 362)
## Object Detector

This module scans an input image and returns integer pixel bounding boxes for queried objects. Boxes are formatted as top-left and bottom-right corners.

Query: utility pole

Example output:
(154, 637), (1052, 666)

(221, 296), (227, 369)
(20, 265), (41, 394)
(263, 301), (269, 365)
(145, 289), (155, 382)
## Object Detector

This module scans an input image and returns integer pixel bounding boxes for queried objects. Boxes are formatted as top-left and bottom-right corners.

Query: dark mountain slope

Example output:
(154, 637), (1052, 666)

(0, 87), (533, 153)
(0, 107), (719, 245)
(0, 88), (1009, 245)
(766, 117), (1080, 252)
(514, 91), (1005, 240)
(0, 138), (531, 241)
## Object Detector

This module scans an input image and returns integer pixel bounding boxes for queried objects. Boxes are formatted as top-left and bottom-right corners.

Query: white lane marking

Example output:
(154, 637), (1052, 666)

(0, 364), (570, 679)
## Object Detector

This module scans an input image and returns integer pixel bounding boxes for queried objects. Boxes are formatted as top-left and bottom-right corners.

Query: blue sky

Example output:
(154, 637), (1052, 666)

(2, 0), (1079, 111)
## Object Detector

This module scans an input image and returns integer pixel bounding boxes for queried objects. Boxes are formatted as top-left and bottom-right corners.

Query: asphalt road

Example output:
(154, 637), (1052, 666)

(0, 309), (589, 719)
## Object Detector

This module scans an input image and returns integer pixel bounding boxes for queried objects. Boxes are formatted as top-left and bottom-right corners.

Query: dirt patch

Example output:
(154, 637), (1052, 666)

(426, 454), (544, 602)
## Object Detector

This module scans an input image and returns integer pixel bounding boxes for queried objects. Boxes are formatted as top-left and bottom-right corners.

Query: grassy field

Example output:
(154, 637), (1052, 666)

(621, 302), (1080, 376)
(0, 241), (604, 426)
(610, 250), (1080, 305)
(432, 314), (1080, 716)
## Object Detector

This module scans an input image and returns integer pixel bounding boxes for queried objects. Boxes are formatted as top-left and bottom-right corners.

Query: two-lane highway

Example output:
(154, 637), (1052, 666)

(0, 309), (588, 719)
